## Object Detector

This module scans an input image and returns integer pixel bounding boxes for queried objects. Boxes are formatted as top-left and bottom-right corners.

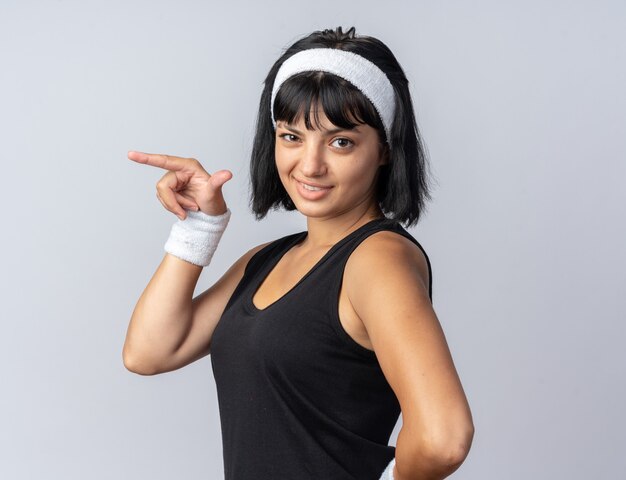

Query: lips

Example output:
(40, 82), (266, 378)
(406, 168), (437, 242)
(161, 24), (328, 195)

(295, 178), (332, 189)
(294, 177), (333, 200)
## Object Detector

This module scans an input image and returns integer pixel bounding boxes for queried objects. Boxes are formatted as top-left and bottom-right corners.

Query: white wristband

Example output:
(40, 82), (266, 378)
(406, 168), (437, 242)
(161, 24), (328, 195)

(163, 207), (231, 267)
(379, 457), (396, 480)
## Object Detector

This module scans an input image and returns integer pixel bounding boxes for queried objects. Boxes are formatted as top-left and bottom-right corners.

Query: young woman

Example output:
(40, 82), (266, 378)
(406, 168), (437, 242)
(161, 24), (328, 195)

(123, 26), (474, 480)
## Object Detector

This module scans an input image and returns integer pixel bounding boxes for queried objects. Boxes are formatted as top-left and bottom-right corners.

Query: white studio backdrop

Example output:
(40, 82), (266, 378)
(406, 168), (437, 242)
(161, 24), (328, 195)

(0, 1), (624, 479)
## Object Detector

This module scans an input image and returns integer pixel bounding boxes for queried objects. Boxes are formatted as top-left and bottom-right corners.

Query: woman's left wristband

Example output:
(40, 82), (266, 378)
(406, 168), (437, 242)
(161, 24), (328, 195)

(163, 207), (231, 267)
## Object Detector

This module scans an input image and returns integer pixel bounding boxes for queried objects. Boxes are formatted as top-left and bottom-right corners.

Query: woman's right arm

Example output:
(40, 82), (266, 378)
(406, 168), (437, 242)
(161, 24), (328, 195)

(122, 150), (266, 375)
(122, 243), (269, 376)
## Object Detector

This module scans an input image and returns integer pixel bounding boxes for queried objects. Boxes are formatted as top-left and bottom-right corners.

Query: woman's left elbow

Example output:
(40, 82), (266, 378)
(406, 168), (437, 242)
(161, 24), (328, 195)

(430, 424), (475, 469)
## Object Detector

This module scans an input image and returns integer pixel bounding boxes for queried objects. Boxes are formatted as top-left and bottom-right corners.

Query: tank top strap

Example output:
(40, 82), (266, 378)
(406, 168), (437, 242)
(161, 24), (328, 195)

(222, 231), (305, 314)
(243, 231), (304, 278)
(324, 218), (433, 302)
(237, 218), (432, 315)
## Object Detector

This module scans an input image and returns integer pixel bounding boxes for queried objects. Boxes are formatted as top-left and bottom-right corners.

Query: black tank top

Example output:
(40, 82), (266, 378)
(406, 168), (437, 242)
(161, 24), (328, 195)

(210, 217), (433, 480)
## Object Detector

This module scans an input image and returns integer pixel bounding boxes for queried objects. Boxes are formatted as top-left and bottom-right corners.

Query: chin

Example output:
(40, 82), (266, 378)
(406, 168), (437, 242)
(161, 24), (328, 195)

(291, 203), (327, 217)
(289, 199), (335, 218)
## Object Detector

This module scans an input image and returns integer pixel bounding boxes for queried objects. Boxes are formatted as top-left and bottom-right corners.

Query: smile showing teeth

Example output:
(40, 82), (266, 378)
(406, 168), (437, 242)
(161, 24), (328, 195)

(295, 178), (333, 199)
(297, 178), (331, 191)
(302, 183), (325, 191)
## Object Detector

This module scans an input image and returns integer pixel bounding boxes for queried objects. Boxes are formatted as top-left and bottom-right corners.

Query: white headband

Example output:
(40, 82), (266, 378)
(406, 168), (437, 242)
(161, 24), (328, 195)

(270, 48), (396, 142)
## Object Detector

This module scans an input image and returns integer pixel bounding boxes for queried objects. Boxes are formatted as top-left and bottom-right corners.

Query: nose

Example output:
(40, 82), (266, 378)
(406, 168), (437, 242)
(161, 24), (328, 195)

(299, 141), (327, 177)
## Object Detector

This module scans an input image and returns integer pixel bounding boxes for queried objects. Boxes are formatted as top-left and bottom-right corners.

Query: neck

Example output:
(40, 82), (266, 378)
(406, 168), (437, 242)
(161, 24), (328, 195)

(301, 201), (385, 250)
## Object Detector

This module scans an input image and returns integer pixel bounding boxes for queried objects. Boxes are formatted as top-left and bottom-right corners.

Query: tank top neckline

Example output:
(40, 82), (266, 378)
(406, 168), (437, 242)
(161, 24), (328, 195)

(245, 216), (393, 315)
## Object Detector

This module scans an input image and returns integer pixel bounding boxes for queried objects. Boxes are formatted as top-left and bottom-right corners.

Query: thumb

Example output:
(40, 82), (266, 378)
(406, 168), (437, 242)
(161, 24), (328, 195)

(209, 170), (233, 190)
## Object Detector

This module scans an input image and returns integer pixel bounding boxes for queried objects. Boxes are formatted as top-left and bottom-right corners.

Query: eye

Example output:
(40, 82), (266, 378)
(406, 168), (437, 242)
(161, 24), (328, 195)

(331, 137), (354, 149)
(278, 133), (299, 143)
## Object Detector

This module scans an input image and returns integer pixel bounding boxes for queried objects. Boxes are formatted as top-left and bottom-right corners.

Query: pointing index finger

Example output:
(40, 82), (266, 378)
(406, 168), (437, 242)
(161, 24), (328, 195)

(127, 151), (188, 171)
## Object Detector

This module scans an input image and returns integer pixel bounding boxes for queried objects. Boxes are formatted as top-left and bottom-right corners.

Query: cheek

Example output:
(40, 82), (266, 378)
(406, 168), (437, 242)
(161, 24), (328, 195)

(274, 147), (293, 172)
(274, 151), (286, 175)
(339, 157), (379, 186)
(274, 152), (295, 187)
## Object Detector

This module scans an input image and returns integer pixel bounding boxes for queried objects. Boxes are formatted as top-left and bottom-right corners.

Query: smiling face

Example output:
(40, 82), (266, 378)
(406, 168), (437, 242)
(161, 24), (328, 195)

(275, 105), (388, 221)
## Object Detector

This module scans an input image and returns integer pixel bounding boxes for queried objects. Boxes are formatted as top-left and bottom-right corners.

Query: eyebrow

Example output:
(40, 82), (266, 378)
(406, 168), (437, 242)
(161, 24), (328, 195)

(277, 123), (359, 135)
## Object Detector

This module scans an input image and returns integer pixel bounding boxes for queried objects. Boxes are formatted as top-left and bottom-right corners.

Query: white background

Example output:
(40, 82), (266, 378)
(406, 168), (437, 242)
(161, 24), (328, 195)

(1, 0), (624, 478)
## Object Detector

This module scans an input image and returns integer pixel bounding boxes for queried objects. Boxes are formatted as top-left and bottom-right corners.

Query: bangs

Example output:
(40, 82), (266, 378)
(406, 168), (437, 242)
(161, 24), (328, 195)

(273, 71), (385, 136)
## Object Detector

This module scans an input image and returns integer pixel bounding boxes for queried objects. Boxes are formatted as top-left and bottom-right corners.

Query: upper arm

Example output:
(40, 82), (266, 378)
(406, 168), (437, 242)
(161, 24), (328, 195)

(165, 241), (272, 371)
(345, 232), (473, 453)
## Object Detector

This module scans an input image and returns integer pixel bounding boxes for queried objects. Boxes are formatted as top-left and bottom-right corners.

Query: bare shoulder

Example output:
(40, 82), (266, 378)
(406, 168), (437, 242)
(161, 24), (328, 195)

(345, 229), (430, 294)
